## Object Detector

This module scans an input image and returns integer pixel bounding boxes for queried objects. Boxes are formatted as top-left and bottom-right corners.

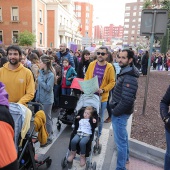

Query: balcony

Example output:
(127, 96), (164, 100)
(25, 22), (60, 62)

(58, 25), (72, 36)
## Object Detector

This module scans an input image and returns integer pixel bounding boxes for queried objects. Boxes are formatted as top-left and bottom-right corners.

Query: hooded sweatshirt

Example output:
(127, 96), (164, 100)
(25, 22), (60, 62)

(0, 62), (35, 105)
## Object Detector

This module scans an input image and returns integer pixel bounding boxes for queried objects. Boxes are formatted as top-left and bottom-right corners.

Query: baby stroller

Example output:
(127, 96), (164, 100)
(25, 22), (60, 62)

(56, 78), (83, 130)
(9, 102), (52, 170)
(61, 94), (102, 170)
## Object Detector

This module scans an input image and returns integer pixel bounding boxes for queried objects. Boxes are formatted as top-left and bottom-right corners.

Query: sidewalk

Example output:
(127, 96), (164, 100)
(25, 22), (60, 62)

(126, 157), (163, 170)
(109, 114), (164, 170)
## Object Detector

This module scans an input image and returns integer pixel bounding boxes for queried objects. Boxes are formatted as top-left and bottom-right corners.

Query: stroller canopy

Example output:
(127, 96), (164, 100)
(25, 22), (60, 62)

(75, 94), (100, 114)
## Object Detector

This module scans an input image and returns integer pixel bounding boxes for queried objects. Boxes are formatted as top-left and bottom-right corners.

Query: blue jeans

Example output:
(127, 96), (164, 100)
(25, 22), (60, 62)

(111, 114), (130, 170)
(99, 102), (107, 136)
(165, 129), (170, 170)
(71, 134), (90, 154)
(62, 88), (71, 95)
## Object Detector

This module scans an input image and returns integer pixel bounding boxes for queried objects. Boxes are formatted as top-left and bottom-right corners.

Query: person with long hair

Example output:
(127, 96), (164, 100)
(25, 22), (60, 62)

(77, 50), (91, 78)
(141, 51), (149, 76)
(35, 54), (54, 146)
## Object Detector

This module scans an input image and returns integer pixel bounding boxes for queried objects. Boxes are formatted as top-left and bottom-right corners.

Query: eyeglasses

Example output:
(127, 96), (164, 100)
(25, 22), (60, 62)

(97, 52), (106, 56)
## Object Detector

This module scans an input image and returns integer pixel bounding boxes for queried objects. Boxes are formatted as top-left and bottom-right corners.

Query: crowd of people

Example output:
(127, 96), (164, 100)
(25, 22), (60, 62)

(0, 44), (170, 170)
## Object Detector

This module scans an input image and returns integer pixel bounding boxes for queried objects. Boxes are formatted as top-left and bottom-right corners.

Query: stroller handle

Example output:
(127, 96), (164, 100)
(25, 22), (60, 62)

(27, 102), (44, 110)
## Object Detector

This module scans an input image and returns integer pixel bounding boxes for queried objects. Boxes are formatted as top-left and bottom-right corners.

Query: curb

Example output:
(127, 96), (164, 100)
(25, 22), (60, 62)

(129, 138), (165, 168)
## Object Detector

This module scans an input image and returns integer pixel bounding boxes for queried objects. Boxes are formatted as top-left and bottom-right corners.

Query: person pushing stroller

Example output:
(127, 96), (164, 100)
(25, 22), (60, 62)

(67, 106), (97, 167)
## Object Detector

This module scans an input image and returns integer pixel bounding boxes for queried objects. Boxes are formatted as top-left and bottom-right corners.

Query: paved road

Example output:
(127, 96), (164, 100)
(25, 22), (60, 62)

(31, 109), (163, 170)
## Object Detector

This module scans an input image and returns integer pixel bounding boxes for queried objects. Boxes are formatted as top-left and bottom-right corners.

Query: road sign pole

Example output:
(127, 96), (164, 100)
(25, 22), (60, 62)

(142, 9), (157, 115)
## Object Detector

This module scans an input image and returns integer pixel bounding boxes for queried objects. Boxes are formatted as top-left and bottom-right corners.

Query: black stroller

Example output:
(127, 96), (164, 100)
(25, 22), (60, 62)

(61, 94), (102, 170)
(56, 78), (84, 131)
(9, 102), (52, 170)
(57, 95), (79, 130)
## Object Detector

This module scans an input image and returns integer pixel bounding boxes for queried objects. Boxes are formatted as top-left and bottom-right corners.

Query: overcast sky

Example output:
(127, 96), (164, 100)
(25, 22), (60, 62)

(74, 0), (138, 26)
(93, 0), (137, 26)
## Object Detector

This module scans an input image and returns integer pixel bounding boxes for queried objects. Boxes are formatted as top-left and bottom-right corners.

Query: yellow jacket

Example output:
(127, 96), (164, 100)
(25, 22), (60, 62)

(84, 60), (116, 102)
(0, 62), (35, 105)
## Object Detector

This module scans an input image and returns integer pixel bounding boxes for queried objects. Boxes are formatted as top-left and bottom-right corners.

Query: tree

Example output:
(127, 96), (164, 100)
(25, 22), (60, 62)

(18, 30), (36, 46)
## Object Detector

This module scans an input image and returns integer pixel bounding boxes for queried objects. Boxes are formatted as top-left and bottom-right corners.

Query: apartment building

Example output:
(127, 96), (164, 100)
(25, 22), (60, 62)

(74, 1), (93, 38)
(0, 0), (82, 48)
(103, 24), (124, 42)
(123, 0), (144, 46)
(94, 25), (103, 40)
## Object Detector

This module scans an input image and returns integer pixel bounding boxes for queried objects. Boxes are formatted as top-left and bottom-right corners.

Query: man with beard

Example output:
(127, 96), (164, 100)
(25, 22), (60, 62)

(56, 43), (75, 68)
(110, 49), (139, 170)
(84, 46), (116, 137)
(0, 45), (35, 105)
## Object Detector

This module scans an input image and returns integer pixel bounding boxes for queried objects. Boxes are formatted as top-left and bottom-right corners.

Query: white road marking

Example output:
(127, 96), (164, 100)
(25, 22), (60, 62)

(34, 118), (67, 155)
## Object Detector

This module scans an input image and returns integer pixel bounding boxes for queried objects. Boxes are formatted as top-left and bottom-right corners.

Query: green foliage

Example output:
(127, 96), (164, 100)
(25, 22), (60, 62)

(143, 0), (152, 9)
(18, 30), (36, 46)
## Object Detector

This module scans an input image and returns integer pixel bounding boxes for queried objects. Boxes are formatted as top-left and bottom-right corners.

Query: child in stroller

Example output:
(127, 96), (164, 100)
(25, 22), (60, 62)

(67, 106), (97, 167)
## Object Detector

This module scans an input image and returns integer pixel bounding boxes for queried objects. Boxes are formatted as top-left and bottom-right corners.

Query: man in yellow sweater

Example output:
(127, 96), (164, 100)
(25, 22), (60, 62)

(84, 46), (116, 137)
(0, 45), (35, 105)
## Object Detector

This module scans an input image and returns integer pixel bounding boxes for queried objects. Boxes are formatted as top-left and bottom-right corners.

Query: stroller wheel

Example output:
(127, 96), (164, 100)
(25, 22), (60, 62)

(98, 144), (102, 154)
(46, 158), (52, 168)
(61, 157), (67, 169)
(85, 160), (90, 170)
(57, 123), (61, 131)
(92, 161), (97, 170)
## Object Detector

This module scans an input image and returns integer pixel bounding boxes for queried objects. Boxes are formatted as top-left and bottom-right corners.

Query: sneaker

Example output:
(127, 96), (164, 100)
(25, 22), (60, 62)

(104, 117), (111, 123)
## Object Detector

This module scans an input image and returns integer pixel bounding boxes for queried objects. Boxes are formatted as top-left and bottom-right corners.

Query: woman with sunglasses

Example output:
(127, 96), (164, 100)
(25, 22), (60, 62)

(77, 50), (91, 78)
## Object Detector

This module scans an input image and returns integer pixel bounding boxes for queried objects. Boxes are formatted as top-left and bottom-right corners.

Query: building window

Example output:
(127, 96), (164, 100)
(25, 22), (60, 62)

(124, 18), (129, 22)
(12, 7), (19, 21)
(86, 13), (89, 18)
(76, 12), (81, 17)
(0, 31), (3, 43)
(125, 13), (130, 17)
(0, 8), (2, 21)
(86, 6), (90, 11)
(139, 12), (141, 16)
(39, 10), (43, 23)
(125, 6), (130, 10)
(86, 19), (89, 24)
(124, 30), (129, 34)
(138, 18), (141, 22)
(60, 15), (62, 25)
(40, 32), (42, 45)
(75, 5), (81, 10)
(132, 25), (135, 28)
(132, 19), (136, 22)
(133, 6), (137, 10)
(131, 30), (135, 34)
(133, 12), (136, 16)
(12, 31), (18, 43)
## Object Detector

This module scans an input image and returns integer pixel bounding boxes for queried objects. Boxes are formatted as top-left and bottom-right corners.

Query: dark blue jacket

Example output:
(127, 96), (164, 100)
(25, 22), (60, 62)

(110, 65), (139, 116)
(160, 85), (170, 132)
(57, 49), (75, 68)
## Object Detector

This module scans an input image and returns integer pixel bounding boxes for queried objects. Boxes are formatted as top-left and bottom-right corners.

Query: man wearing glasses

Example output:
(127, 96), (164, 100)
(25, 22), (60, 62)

(56, 43), (75, 68)
(84, 46), (116, 137)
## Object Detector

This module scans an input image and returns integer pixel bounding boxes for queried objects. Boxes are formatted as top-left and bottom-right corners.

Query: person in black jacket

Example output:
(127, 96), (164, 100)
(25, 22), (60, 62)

(77, 50), (91, 78)
(110, 49), (139, 170)
(160, 86), (170, 170)
(141, 51), (149, 76)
